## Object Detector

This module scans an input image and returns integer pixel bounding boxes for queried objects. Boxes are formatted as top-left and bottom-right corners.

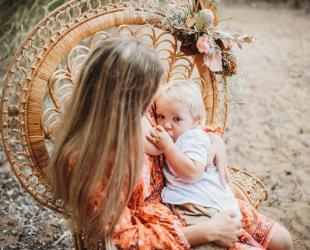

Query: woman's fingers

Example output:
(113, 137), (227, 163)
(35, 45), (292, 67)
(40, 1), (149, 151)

(232, 235), (239, 243)
(208, 211), (242, 247)
(216, 160), (228, 188)
(207, 133), (230, 188)
(206, 146), (215, 167)
(224, 166), (232, 187)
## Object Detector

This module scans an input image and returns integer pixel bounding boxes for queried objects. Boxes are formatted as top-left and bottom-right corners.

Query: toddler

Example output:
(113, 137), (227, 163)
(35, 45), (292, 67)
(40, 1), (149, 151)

(145, 79), (293, 249)
(147, 79), (242, 222)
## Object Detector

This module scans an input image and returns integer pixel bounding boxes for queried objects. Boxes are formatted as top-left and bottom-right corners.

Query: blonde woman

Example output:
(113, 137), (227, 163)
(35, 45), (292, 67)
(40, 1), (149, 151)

(49, 36), (244, 249)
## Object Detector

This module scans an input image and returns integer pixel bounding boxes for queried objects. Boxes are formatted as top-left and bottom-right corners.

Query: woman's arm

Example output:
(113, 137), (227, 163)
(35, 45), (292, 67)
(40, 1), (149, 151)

(182, 211), (242, 248)
(113, 205), (241, 249)
(207, 132), (232, 187)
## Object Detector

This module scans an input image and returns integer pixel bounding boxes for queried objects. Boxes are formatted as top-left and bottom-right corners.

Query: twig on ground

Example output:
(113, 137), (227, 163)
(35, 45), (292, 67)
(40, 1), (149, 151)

(52, 230), (70, 246)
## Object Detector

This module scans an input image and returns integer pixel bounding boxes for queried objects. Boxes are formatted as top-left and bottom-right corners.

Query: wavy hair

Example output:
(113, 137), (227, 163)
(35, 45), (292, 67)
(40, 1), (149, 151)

(49, 36), (163, 248)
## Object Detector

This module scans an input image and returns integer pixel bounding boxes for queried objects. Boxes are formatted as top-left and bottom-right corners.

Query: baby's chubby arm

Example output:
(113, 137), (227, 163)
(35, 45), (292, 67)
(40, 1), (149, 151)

(147, 126), (205, 182)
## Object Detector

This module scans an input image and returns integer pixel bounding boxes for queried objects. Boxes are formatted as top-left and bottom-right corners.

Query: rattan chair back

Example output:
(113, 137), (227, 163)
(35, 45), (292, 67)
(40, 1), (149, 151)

(1, 0), (267, 215)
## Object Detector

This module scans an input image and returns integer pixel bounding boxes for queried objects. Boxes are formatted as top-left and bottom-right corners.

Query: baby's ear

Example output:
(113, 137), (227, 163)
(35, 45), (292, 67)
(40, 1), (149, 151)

(193, 115), (202, 128)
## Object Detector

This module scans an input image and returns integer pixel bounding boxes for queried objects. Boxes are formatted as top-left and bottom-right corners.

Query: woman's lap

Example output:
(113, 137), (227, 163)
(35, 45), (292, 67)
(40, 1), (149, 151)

(169, 203), (225, 249)
(238, 199), (278, 248)
(169, 201), (278, 249)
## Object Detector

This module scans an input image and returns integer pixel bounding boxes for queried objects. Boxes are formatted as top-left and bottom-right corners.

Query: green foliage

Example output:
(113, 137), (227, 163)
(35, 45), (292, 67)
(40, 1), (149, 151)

(0, 0), (66, 62)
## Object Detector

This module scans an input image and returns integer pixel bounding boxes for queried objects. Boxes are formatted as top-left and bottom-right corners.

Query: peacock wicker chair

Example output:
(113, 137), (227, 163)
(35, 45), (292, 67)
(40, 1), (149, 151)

(1, 0), (268, 248)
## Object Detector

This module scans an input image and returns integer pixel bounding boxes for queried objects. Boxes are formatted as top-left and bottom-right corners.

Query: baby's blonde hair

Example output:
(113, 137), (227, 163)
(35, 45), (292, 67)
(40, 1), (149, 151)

(157, 79), (206, 128)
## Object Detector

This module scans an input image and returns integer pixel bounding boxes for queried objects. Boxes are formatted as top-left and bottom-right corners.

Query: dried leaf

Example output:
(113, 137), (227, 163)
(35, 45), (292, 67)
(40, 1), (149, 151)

(243, 35), (255, 43)
(185, 16), (196, 29)
(203, 52), (222, 72)
(227, 40), (233, 49)
(223, 52), (237, 75)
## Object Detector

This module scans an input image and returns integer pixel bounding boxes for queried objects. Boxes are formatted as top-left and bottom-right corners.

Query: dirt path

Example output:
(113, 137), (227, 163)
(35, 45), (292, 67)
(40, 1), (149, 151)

(221, 2), (310, 249)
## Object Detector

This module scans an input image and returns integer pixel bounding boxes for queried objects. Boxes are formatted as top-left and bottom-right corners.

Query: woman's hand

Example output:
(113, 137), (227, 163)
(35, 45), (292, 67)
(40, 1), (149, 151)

(205, 211), (242, 247)
(207, 133), (232, 188)
(182, 211), (242, 248)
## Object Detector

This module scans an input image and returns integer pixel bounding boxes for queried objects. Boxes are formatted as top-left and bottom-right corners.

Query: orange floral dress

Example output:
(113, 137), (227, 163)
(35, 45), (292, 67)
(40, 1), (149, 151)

(68, 151), (190, 249)
(230, 199), (277, 250)
(108, 114), (277, 249)
(111, 154), (190, 249)
(69, 112), (277, 249)
(103, 154), (277, 250)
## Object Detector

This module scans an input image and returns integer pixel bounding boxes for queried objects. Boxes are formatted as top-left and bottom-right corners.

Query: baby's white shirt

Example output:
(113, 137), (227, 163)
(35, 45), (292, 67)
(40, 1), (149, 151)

(162, 129), (242, 220)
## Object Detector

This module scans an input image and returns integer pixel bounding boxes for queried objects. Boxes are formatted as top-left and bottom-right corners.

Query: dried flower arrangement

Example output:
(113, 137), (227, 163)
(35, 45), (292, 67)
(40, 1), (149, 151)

(161, 0), (254, 76)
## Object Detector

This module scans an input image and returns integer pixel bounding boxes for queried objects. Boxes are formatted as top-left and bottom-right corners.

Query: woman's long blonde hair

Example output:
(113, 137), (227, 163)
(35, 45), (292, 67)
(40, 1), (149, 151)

(49, 36), (163, 248)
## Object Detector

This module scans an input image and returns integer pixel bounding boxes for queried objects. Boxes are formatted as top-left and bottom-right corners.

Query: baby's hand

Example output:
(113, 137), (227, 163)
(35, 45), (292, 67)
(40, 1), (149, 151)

(146, 125), (174, 151)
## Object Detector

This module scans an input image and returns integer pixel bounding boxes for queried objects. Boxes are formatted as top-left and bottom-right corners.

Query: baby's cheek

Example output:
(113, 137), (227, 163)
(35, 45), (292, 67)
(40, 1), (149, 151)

(156, 120), (163, 126)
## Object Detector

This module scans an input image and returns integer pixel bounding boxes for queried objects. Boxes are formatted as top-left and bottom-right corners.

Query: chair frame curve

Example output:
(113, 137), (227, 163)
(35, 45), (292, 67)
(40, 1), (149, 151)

(1, 0), (266, 214)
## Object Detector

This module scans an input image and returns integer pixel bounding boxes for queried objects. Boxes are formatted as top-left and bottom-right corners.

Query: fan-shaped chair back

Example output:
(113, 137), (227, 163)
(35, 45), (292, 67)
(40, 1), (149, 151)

(1, 0), (267, 215)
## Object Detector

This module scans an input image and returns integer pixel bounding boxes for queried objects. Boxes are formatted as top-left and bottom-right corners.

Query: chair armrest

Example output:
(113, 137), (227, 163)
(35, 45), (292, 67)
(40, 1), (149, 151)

(229, 166), (268, 209)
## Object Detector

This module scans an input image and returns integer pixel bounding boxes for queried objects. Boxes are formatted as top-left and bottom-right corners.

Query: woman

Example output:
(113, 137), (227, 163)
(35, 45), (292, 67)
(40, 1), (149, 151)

(49, 36), (250, 249)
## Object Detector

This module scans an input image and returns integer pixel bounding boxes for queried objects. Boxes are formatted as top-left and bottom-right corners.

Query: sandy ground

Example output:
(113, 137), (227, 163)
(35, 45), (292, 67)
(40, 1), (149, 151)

(0, 2), (309, 249)
(221, 2), (310, 249)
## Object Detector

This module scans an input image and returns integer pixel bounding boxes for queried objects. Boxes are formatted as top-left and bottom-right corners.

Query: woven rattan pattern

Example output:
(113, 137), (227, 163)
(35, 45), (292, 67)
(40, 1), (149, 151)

(1, 0), (266, 214)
